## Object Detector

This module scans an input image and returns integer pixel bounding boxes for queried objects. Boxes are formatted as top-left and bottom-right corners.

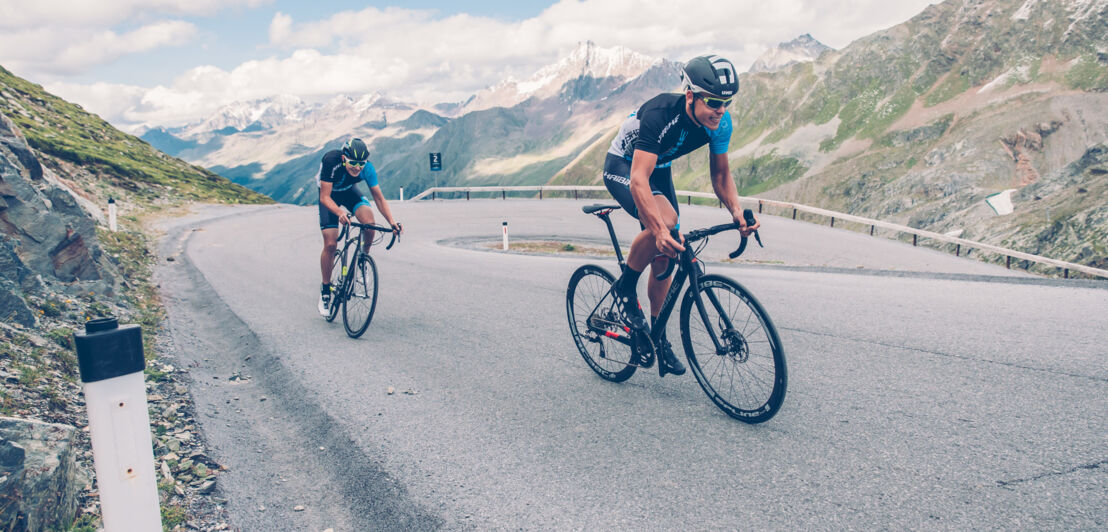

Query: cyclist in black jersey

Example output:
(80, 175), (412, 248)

(317, 137), (402, 315)
(603, 55), (760, 377)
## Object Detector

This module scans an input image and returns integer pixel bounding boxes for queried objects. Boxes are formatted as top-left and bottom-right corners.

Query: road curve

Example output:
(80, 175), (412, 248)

(156, 200), (1107, 531)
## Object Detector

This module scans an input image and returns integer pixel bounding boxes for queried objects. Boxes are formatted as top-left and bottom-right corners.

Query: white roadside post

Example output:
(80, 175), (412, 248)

(502, 221), (509, 250)
(108, 197), (118, 232)
(399, 187), (404, 202)
(73, 317), (161, 532)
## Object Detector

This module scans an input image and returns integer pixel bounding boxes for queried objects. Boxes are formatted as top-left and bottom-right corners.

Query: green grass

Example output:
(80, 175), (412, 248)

(924, 72), (970, 107)
(1064, 53), (1108, 91)
(731, 151), (808, 196)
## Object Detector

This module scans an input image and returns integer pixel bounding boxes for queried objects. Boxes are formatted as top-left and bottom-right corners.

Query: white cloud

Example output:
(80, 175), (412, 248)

(31, 0), (938, 129)
(0, 21), (197, 76)
(0, 0), (271, 28)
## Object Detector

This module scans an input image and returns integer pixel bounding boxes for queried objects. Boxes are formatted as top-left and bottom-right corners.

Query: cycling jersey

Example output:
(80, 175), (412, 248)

(604, 93), (731, 219)
(607, 93), (732, 168)
(317, 149), (378, 192)
(317, 149), (378, 229)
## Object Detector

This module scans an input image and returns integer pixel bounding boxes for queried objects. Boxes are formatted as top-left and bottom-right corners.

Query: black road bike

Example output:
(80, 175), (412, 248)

(566, 204), (787, 423)
(326, 221), (397, 338)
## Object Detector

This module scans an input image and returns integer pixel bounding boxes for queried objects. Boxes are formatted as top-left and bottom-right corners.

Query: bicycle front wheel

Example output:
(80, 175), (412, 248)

(566, 264), (637, 382)
(343, 253), (379, 338)
(680, 274), (786, 423)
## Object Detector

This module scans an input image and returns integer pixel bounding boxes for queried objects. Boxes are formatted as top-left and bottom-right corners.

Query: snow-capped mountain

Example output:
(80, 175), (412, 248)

(183, 94), (310, 138)
(748, 34), (833, 73)
(461, 41), (659, 113)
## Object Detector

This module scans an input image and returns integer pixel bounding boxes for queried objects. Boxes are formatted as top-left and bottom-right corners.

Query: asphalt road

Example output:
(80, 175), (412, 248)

(155, 200), (1107, 531)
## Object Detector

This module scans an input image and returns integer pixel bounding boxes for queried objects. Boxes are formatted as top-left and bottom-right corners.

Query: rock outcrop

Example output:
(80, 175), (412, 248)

(0, 113), (115, 328)
(0, 417), (80, 530)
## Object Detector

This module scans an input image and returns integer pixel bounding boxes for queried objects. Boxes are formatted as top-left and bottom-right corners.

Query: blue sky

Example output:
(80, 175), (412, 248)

(0, 0), (937, 130)
(84, 1), (555, 87)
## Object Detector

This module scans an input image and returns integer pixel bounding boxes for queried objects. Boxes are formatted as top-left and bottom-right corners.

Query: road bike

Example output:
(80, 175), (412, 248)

(566, 204), (787, 423)
(325, 221), (397, 338)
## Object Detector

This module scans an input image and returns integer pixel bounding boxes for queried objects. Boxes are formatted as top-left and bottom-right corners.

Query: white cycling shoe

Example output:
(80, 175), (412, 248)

(317, 293), (330, 316)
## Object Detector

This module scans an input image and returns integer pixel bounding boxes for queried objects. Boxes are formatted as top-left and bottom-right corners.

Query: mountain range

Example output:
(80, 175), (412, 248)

(748, 34), (832, 73)
(50, 0), (1108, 272)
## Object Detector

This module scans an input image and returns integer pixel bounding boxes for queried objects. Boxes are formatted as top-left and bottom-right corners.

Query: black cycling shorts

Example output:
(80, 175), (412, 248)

(602, 153), (678, 220)
(318, 186), (371, 230)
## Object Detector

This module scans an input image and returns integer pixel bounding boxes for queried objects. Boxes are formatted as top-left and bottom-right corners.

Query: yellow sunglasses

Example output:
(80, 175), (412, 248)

(700, 95), (733, 109)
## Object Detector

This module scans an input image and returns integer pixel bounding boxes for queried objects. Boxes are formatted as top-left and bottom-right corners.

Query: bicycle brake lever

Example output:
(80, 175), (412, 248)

(728, 209), (762, 258)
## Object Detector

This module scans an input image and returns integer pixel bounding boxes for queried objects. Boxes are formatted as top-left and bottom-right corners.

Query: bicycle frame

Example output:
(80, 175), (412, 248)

(331, 221), (397, 303)
(588, 208), (738, 356)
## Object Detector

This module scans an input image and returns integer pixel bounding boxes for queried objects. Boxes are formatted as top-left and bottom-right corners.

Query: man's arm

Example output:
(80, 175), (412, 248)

(709, 152), (759, 235)
(319, 181), (349, 225)
(630, 149), (684, 256)
(369, 185), (401, 232)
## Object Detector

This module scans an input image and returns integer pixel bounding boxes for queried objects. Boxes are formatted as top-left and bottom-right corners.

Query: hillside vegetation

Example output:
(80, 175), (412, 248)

(0, 66), (271, 207)
(555, 0), (1108, 271)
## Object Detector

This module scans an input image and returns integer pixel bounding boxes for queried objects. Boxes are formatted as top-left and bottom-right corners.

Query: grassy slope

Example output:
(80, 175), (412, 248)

(0, 66), (272, 205)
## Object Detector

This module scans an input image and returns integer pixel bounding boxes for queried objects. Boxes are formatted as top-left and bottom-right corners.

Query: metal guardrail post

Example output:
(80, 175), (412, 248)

(539, 189), (543, 200)
(830, 217), (835, 228)
(466, 190), (470, 201)
(913, 234), (918, 246)
(73, 317), (162, 532)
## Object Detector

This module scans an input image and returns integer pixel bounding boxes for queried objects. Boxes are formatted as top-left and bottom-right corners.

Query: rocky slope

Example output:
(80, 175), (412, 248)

(1, 65), (271, 530)
(555, 0), (1108, 273)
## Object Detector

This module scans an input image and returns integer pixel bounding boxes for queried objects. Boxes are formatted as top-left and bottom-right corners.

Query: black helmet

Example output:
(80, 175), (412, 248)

(681, 55), (739, 98)
(342, 137), (370, 162)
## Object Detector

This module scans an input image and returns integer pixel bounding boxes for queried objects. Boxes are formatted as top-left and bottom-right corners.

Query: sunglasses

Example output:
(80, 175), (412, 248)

(345, 159), (367, 167)
(699, 95), (733, 109)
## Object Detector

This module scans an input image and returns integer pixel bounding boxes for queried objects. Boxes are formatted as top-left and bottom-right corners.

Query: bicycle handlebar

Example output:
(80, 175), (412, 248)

(653, 209), (763, 281)
(347, 221), (399, 250)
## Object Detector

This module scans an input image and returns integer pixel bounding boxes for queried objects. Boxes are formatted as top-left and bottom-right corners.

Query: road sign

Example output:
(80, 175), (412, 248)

(429, 152), (442, 171)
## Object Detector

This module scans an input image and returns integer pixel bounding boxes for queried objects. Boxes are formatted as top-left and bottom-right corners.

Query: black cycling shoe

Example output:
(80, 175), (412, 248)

(617, 293), (651, 333)
(657, 337), (686, 377)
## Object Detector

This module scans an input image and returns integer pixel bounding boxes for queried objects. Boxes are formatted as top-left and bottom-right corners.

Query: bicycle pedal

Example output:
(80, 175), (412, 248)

(630, 333), (655, 368)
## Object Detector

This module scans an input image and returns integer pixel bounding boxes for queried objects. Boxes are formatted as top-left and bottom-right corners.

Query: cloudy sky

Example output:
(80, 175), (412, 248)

(0, 0), (937, 131)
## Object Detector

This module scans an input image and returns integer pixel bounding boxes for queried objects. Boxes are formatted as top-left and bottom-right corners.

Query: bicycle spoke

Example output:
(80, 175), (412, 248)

(681, 275), (786, 423)
(343, 254), (378, 338)
(567, 265), (637, 382)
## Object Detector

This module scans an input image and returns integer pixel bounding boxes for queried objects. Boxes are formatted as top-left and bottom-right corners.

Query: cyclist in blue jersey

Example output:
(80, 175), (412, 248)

(603, 55), (760, 377)
(317, 137), (402, 315)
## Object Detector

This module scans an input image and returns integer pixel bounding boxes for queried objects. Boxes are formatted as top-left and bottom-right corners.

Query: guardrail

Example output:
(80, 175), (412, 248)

(408, 186), (1108, 280)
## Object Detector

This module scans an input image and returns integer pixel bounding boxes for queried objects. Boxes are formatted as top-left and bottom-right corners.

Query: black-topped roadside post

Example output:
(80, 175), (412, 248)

(73, 317), (161, 531)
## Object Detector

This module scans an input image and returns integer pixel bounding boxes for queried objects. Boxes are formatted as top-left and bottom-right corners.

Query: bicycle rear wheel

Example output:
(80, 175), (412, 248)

(566, 264), (637, 382)
(343, 252), (379, 338)
(326, 246), (348, 323)
(679, 274), (786, 423)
